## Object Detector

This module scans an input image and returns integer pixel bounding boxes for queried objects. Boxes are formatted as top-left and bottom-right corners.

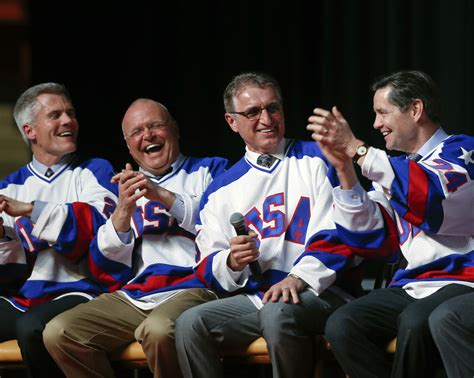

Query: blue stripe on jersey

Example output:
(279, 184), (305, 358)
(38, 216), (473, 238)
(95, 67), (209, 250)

(0, 165), (33, 189)
(15, 216), (49, 253)
(121, 263), (206, 297)
(18, 277), (105, 298)
(122, 275), (206, 299)
(389, 249), (474, 287)
(335, 223), (388, 250)
(180, 156), (229, 176)
(197, 158), (252, 225)
(195, 251), (227, 292)
(27, 162), (69, 184)
(159, 156), (229, 186)
(388, 156), (445, 232)
(128, 263), (195, 284)
(76, 158), (118, 195)
(304, 228), (342, 247)
(243, 269), (289, 293)
(444, 135), (474, 178)
(89, 238), (133, 284)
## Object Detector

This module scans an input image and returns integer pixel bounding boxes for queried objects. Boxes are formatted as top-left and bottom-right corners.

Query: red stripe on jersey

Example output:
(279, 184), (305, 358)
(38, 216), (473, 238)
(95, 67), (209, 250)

(195, 255), (211, 286)
(378, 204), (401, 257)
(414, 265), (474, 281)
(87, 257), (122, 292)
(404, 161), (429, 226)
(306, 239), (353, 257)
(11, 293), (55, 309)
(123, 273), (195, 292)
(307, 205), (399, 260)
(70, 202), (94, 261)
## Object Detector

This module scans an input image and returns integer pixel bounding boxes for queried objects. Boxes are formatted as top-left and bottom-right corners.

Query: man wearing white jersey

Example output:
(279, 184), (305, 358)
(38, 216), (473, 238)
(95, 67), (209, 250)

(0, 83), (118, 378)
(44, 99), (228, 378)
(175, 72), (389, 378)
(307, 70), (474, 378)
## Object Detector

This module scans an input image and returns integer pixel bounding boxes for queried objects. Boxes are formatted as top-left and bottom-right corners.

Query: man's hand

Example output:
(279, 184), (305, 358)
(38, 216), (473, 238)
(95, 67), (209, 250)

(0, 195), (33, 218)
(307, 106), (362, 162)
(140, 179), (176, 210)
(307, 106), (363, 188)
(110, 163), (147, 232)
(112, 166), (176, 210)
(262, 275), (307, 304)
(227, 231), (260, 271)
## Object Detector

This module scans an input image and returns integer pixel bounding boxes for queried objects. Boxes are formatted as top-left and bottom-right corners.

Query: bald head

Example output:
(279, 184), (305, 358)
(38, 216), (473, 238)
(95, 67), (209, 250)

(122, 99), (172, 134)
(122, 98), (180, 176)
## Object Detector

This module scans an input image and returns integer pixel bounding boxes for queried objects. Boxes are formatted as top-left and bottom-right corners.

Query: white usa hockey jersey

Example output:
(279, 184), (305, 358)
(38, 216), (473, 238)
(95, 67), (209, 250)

(0, 155), (118, 310)
(194, 139), (388, 306)
(88, 154), (228, 308)
(333, 133), (474, 298)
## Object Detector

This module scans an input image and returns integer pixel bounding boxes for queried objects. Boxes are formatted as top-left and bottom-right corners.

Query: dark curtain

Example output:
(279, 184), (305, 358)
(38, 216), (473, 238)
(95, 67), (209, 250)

(29, 0), (474, 168)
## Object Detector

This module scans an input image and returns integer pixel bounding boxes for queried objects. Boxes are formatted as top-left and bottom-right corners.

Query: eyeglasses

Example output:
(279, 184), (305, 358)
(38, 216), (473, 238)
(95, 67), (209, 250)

(124, 123), (169, 140)
(228, 102), (283, 121)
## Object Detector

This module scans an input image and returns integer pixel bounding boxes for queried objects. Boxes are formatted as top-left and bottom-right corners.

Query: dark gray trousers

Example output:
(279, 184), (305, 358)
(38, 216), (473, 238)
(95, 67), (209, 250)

(429, 290), (474, 378)
(175, 289), (346, 378)
(325, 284), (473, 378)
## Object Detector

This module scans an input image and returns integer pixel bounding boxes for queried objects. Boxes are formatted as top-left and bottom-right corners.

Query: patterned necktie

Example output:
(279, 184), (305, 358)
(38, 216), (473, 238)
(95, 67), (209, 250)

(45, 168), (54, 178)
(256, 154), (276, 168)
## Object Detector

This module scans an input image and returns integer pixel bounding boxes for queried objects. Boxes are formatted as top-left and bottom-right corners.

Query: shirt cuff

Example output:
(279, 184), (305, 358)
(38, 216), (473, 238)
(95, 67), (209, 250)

(117, 229), (133, 244)
(31, 200), (48, 223)
(168, 193), (185, 222)
(333, 182), (366, 206)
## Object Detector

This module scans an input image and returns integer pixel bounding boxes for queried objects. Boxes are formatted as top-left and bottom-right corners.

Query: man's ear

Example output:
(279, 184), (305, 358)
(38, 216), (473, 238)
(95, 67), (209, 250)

(23, 124), (36, 142)
(224, 113), (239, 133)
(411, 99), (424, 122)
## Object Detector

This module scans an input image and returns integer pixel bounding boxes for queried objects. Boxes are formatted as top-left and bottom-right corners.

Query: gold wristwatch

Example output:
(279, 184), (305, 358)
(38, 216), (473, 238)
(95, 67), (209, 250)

(353, 143), (369, 163)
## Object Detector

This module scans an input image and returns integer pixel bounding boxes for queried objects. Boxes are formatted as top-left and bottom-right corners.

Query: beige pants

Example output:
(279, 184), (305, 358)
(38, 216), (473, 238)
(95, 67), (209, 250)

(44, 289), (217, 378)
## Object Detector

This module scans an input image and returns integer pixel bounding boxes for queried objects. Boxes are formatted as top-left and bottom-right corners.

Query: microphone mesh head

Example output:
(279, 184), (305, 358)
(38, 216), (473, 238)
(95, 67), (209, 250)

(230, 212), (245, 227)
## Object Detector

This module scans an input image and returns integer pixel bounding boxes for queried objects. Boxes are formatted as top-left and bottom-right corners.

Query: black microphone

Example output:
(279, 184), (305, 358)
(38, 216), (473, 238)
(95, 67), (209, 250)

(230, 212), (262, 276)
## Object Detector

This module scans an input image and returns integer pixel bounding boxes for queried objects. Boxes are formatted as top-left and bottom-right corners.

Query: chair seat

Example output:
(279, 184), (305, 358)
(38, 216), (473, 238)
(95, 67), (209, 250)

(0, 340), (23, 368)
(0, 337), (271, 367)
(386, 338), (397, 354)
(0, 340), (21, 361)
(222, 337), (271, 364)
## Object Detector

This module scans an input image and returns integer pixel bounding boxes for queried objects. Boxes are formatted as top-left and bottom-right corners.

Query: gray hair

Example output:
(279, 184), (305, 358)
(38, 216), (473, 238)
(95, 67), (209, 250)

(371, 70), (441, 123)
(13, 83), (71, 145)
(223, 72), (283, 112)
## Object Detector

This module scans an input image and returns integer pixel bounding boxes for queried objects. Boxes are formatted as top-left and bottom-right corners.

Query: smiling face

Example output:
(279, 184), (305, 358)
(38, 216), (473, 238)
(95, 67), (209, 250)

(24, 93), (78, 166)
(372, 86), (424, 154)
(123, 100), (180, 176)
(224, 85), (285, 154)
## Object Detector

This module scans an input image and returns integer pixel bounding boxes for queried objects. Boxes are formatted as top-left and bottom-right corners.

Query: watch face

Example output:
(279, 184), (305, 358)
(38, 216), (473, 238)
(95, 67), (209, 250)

(357, 145), (368, 155)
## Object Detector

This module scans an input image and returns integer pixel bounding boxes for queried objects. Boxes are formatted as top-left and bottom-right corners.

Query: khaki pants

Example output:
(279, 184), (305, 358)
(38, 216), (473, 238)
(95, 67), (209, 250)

(44, 289), (217, 378)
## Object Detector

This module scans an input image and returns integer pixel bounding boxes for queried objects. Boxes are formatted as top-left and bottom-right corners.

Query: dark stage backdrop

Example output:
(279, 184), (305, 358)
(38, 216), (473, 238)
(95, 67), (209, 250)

(28, 0), (473, 169)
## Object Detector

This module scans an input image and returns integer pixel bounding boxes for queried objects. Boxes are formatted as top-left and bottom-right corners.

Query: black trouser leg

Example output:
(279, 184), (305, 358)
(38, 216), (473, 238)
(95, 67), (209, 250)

(15, 296), (89, 378)
(393, 284), (473, 378)
(325, 287), (409, 378)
